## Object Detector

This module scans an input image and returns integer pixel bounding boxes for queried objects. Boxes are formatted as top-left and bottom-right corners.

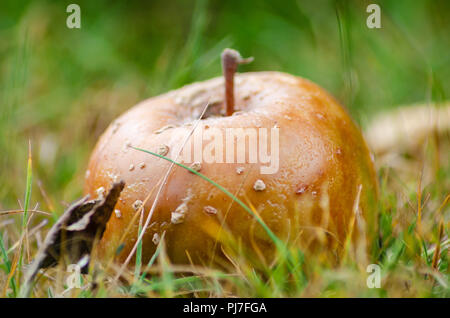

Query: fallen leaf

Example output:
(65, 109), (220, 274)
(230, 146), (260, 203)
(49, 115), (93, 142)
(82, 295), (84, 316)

(21, 181), (124, 297)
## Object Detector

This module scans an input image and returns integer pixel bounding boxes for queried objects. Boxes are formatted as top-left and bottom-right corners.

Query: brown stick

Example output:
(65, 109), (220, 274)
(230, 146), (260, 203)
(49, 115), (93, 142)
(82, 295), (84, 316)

(221, 49), (253, 116)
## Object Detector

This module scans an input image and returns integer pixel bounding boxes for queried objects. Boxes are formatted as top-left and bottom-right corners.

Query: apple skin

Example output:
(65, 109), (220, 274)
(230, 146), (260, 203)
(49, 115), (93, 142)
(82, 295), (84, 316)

(84, 72), (378, 267)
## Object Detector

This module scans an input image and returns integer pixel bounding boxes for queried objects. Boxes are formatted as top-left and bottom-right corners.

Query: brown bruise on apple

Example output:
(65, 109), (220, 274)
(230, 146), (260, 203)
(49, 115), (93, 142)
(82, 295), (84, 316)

(84, 71), (378, 267)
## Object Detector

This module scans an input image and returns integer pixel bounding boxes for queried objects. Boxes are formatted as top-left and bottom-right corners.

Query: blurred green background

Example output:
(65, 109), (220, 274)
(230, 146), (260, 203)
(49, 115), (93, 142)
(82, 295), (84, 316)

(0, 0), (449, 211)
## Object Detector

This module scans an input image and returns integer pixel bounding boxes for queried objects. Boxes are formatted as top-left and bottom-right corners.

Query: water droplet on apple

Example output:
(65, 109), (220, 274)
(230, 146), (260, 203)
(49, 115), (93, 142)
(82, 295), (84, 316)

(152, 233), (160, 245)
(189, 162), (202, 172)
(132, 200), (143, 211)
(253, 179), (266, 191)
(156, 144), (169, 156)
(96, 186), (105, 199)
(236, 167), (245, 175)
(203, 206), (218, 215)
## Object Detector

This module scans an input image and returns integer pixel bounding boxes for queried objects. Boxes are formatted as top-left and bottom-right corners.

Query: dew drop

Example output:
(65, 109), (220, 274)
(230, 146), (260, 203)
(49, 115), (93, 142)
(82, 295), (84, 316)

(157, 144), (169, 156)
(236, 167), (244, 175)
(203, 206), (218, 215)
(152, 233), (160, 245)
(132, 200), (143, 211)
(253, 179), (266, 191)
(96, 187), (105, 199)
(189, 162), (202, 172)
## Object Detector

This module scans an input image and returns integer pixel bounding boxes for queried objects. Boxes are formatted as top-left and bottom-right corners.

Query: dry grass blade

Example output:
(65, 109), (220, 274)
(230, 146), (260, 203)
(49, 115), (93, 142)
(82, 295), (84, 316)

(0, 209), (51, 217)
(431, 220), (445, 271)
(114, 101), (211, 281)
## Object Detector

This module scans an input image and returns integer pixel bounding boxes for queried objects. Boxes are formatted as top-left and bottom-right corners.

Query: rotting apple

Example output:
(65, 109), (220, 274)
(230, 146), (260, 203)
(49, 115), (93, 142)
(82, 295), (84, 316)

(84, 49), (378, 268)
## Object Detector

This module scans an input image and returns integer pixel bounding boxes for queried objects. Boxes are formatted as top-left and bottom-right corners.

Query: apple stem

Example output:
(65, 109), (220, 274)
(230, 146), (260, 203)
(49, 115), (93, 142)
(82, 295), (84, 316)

(221, 49), (253, 116)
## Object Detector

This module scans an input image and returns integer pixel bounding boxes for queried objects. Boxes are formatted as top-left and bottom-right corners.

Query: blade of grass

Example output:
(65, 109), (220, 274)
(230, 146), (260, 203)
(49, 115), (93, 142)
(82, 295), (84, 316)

(134, 209), (144, 283)
(139, 232), (166, 282)
(17, 141), (32, 294)
(432, 220), (445, 270)
(114, 102), (213, 280)
(0, 233), (17, 296)
(21, 141), (33, 230)
(2, 244), (20, 297)
(131, 146), (283, 250)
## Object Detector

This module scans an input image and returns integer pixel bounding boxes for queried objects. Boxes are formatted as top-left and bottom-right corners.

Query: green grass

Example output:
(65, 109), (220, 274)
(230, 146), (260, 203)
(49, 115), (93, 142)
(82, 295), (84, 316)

(0, 0), (449, 297)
